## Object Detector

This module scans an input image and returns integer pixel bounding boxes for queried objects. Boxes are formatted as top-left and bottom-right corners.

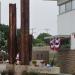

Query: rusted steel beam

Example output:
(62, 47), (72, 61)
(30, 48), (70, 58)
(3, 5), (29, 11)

(8, 4), (17, 64)
(29, 35), (33, 61)
(20, 0), (29, 65)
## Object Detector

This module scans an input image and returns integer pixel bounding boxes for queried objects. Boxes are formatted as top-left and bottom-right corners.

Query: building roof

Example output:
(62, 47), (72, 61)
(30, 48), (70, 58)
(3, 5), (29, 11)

(44, 35), (70, 40)
(44, 0), (70, 5)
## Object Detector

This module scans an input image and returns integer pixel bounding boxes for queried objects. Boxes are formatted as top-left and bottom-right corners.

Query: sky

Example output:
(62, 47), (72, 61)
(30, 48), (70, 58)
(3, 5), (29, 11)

(1, 0), (58, 38)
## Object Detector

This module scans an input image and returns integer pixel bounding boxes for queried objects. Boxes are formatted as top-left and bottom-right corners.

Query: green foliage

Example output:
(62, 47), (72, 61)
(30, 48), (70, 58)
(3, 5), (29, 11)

(0, 24), (8, 52)
(33, 33), (51, 46)
(29, 72), (38, 75)
(32, 60), (37, 65)
(1, 71), (6, 75)
(60, 38), (70, 50)
(22, 71), (29, 75)
(0, 24), (8, 60)
(0, 24), (8, 40)
(37, 33), (51, 41)
(0, 24), (21, 60)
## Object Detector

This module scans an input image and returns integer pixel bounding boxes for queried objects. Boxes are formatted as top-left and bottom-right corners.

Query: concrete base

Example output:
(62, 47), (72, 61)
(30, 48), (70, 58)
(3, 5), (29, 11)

(1, 64), (28, 75)
(6, 64), (28, 75)
(0, 64), (60, 75)
(14, 65), (28, 75)
(6, 64), (14, 71)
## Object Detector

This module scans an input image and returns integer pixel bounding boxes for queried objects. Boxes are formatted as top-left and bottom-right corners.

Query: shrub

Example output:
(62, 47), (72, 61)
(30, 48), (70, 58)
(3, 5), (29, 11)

(22, 71), (29, 75)
(22, 71), (38, 75)
(32, 60), (37, 65)
(1, 71), (7, 75)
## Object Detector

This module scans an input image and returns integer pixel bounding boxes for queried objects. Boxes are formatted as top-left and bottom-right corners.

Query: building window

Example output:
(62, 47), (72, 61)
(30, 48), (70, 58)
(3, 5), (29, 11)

(72, 0), (75, 10)
(59, 4), (65, 14)
(65, 1), (72, 12)
(59, 0), (75, 15)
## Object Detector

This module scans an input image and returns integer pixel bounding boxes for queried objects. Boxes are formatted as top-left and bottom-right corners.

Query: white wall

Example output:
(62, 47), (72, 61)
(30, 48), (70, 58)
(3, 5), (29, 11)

(58, 10), (75, 35)
(71, 33), (75, 50)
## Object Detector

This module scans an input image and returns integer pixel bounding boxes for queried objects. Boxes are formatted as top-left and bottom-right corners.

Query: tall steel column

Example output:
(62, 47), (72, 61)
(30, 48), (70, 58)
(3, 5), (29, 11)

(29, 35), (32, 62)
(8, 4), (17, 64)
(20, 0), (29, 65)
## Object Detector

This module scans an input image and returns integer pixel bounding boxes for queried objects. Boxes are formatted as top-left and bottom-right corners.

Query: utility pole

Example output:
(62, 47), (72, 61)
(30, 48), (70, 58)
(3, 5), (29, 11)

(45, 28), (50, 34)
(31, 28), (36, 36)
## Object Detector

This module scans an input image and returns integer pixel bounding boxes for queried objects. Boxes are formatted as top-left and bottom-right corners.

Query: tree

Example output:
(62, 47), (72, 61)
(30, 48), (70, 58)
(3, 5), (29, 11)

(37, 33), (51, 41)
(0, 24), (20, 60)
(0, 24), (8, 52)
(33, 33), (51, 46)
(0, 24), (8, 40)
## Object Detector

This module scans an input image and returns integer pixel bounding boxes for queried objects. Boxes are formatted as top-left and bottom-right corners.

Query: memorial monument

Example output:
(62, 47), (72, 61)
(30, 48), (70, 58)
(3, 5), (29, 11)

(20, 0), (29, 65)
(8, 0), (30, 65)
(8, 3), (17, 64)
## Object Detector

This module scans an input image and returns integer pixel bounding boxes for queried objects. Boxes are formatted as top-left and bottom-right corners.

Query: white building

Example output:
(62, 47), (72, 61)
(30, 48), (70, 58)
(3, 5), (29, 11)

(58, 0), (75, 35)
(48, 0), (75, 35)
